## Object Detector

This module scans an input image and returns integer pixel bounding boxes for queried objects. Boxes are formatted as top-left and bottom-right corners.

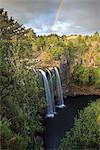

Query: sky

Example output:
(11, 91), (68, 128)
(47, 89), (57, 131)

(0, 0), (100, 35)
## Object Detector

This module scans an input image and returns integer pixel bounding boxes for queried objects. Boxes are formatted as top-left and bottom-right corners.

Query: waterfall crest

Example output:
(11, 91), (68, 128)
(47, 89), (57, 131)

(54, 67), (65, 108)
(39, 69), (54, 118)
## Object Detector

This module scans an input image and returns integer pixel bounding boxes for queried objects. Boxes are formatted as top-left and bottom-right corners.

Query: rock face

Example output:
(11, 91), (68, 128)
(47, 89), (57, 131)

(59, 55), (71, 93)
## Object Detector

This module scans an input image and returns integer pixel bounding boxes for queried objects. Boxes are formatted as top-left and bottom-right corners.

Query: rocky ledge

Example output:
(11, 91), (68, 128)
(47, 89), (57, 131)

(63, 84), (100, 97)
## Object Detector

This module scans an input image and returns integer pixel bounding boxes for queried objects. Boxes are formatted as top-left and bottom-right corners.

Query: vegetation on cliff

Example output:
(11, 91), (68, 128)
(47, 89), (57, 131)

(34, 31), (100, 95)
(0, 9), (46, 149)
(59, 99), (100, 150)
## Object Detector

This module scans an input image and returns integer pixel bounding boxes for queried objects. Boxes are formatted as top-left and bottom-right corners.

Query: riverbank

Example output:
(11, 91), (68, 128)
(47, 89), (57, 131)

(63, 84), (100, 97)
(43, 95), (99, 149)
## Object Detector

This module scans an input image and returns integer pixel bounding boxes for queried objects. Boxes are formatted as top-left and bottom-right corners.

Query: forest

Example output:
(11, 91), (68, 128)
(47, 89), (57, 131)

(0, 9), (100, 150)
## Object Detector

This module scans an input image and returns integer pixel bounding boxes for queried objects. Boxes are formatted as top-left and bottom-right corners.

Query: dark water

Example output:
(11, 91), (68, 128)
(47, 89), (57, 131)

(43, 95), (99, 150)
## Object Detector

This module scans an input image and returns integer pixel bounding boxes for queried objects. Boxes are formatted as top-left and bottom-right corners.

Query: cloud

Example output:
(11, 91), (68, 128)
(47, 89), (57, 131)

(0, 0), (100, 35)
(52, 21), (73, 32)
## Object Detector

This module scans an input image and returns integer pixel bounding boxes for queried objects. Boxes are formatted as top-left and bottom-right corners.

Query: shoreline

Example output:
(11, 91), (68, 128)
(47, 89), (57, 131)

(63, 84), (100, 97)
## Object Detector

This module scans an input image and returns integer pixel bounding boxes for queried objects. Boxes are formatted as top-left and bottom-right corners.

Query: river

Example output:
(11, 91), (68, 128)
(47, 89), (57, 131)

(43, 95), (99, 150)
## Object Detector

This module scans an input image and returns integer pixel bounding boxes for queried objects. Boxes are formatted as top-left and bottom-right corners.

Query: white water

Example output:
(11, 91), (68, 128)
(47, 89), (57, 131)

(54, 67), (65, 108)
(47, 69), (56, 114)
(39, 69), (54, 118)
(33, 68), (38, 76)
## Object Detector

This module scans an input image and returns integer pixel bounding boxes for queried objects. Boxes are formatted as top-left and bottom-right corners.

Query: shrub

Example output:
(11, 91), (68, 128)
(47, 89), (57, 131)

(94, 67), (100, 88)
(73, 65), (90, 85)
(73, 66), (100, 87)
(0, 67), (46, 149)
(59, 99), (100, 150)
(0, 118), (30, 149)
(95, 80), (100, 88)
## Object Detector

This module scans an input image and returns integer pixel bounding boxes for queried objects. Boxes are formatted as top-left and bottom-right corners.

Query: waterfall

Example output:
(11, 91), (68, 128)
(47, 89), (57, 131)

(36, 67), (65, 118)
(47, 69), (56, 114)
(39, 69), (54, 118)
(33, 68), (38, 76)
(54, 67), (65, 108)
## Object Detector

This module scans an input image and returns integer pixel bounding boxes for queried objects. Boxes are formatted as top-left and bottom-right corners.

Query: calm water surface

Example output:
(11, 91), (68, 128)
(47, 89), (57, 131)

(43, 95), (99, 150)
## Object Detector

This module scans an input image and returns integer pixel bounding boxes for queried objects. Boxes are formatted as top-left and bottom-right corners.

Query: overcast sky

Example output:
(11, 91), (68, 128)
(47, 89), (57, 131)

(0, 0), (100, 35)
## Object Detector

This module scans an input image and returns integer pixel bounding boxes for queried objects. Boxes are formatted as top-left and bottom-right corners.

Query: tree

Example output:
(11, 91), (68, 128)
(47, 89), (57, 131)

(0, 9), (46, 149)
(59, 99), (100, 150)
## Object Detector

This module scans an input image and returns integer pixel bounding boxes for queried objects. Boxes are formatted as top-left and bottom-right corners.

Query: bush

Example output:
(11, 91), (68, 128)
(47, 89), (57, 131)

(59, 99), (100, 150)
(94, 67), (100, 88)
(73, 65), (100, 87)
(73, 65), (90, 85)
(95, 80), (100, 88)
(0, 118), (30, 149)
(0, 67), (46, 149)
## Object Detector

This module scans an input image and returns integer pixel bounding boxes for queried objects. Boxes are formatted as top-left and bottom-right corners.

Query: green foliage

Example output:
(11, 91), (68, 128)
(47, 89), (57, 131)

(73, 65), (100, 87)
(45, 37), (65, 60)
(59, 99), (100, 149)
(93, 67), (100, 88)
(49, 46), (64, 60)
(67, 41), (76, 59)
(95, 80), (100, 88)
(88, 67), (100, 88)
(0, 67), (46, 149)
(73, 65), (89, 85)
(0, 65), (46, 149)
(0, 118), (13, 142)
(35, 36), (45, 51)
(0, 9), (46, 149)
(92, 32), (100, 41)
(0, 118), (31, 150)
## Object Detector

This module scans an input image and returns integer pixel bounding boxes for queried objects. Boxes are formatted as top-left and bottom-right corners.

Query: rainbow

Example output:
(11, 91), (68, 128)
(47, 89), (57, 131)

(54, 0), (64, 25)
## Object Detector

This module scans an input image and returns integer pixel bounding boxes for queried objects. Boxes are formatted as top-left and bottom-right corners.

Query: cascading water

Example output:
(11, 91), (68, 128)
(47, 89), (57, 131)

(39, 69), (54, 118)
(33, 68), (38, 76)
(54, 67), (65, 108)
(47, 69), (56, 114)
